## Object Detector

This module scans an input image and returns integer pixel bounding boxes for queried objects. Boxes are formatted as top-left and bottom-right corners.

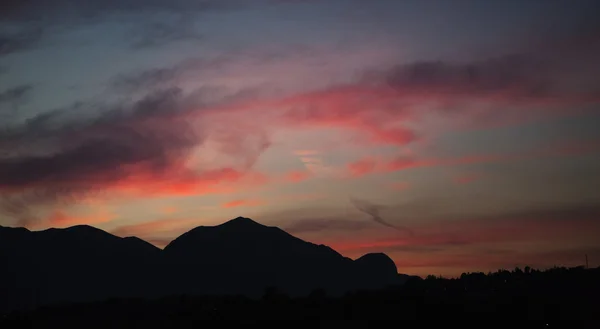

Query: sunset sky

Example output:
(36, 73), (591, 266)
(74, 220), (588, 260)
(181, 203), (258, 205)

(1, 0), (600, 277)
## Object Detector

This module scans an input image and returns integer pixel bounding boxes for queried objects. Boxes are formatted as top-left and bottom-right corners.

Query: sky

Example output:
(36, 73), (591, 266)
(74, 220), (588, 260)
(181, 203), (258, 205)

(1, 0), (600, 277)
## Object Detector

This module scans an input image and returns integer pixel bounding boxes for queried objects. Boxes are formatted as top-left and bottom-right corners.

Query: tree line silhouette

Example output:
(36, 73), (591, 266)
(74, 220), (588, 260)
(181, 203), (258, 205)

(2, 265), (598, 329)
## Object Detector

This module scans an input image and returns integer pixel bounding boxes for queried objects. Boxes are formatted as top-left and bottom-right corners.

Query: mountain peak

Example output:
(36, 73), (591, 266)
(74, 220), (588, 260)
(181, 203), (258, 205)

(232, 216), (257, 223)
(64, 224), (104, 232)
(163, 217), (269, 251)
(38, 224), (102, 232)
(222, 216), (263, 227)
(355, 253), (398, 275)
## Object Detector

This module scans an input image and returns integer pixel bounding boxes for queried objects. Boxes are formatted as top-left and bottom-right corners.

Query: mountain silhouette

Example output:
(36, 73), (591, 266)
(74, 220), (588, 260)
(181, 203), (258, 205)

(0, 218), (403, 312)
(0, 224), (161, 311)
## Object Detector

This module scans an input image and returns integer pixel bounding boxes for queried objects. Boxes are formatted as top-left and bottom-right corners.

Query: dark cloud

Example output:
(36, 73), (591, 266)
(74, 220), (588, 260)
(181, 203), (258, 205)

(0, 85), (32, 104)
(386, 54), (549, 97)
(0, 28), (43, 57)
(108, 54), (253, 94)
(0, 88), (195, 148)
(378, 25), (600, 102)
(0, 87), (270, 223)
(131, 19), (203, 49)
(0, 85), (33, 123)
(350, 197), (414, 236)
(284, 218), (370, 234)
(0, 0), (313, 56)
(0, 125), (191, 189)
(111, 68), (180, 93)
(0, 0), (227, 23)
(0, 0), (229, 57)
(0, 87), (195, 187)
(110, 47), (308, 94)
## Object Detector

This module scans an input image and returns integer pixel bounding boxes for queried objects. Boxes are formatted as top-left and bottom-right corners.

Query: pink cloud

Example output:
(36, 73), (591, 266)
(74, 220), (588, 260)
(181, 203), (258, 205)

(329, 208), (600, 255)
(221, 199), (265, 208)
(3, 26), (599, 222)
(111, 218), (200, 247)
(347, 157), (378, 177)
(194, 30), (600, 157)
(27, 209), (116, 230)
(285, 170), (312, 183)
(344, 136), (600, 178)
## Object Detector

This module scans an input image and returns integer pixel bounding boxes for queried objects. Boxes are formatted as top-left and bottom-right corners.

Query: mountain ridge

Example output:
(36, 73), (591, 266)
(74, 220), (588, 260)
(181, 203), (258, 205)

(0, 217), (406, 312)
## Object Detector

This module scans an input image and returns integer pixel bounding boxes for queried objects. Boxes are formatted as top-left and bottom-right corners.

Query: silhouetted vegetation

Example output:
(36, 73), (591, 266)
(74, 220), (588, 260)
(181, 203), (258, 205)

(2, 266), (598, 329)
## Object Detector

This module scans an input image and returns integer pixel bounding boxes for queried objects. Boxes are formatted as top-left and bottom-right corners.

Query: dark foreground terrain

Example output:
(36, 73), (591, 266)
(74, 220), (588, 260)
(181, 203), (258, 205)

(2, 266), (599, 329)
(1, 218), (405, 312)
